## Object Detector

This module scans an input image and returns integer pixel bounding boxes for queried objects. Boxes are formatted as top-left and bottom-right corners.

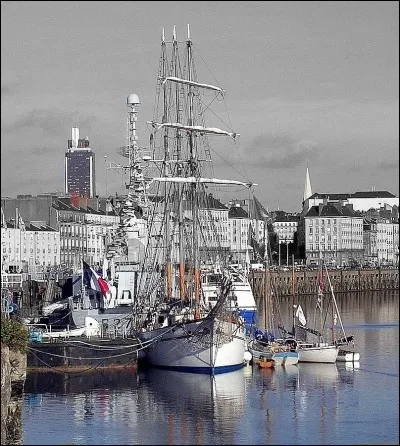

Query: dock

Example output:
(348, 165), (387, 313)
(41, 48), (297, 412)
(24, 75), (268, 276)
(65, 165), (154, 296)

(27, 336), (141, 372)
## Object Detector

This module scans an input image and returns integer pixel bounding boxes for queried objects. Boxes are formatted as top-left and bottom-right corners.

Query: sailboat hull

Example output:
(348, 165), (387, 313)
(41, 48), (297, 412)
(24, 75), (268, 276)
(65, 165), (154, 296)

(336, 349), (360, 362)
(298, 344), (339, 363)
(248, 342), (299, 366)
(138, 318), (246, 374)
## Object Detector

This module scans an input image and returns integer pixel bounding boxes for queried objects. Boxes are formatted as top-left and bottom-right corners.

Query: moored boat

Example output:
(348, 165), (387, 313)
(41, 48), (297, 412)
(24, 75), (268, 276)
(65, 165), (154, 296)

(122, 25), (253, 374)
(248, 339), (299, 366)
(257, 356), (275, 369)
(201, 264), (258, 335)
(297, 343), (339, 363)
(336, 349), (360, 362)
(294, 260), (357, 364)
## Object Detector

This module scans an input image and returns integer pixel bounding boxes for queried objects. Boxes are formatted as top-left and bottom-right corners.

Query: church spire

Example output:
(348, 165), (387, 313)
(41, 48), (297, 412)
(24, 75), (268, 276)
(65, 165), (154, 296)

(303, 165), (312, 202)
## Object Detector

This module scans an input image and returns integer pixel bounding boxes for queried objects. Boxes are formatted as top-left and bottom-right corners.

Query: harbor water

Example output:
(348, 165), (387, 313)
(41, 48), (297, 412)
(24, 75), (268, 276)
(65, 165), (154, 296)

(22, 291), (399, 445)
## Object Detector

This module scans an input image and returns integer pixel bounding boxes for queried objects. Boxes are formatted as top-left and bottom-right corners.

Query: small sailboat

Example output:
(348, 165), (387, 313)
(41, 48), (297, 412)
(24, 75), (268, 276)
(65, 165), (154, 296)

(295, 259), (339, 363)
(257, 356), (275, 369)
(295, 259), (359, 363)
(248, 227), (299, 366)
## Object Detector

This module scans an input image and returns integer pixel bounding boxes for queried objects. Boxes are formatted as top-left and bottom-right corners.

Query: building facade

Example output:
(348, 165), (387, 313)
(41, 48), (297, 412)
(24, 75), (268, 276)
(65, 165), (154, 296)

(65, 127), (96, 198)
(1, 222), (60, 273)
(303, 191), (399, 213)
(304, 203), (364, 266)
(52, 200), (119, 269)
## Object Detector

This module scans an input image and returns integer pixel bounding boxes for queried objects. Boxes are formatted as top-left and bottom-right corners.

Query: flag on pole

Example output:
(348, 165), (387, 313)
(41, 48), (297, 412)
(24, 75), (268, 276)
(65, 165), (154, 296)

(83, 260), (109, 296)
(295, 305), (307, 326)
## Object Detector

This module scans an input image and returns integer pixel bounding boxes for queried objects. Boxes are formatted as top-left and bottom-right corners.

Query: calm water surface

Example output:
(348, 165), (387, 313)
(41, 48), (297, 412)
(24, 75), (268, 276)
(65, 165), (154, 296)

(22, 291), (399, 445)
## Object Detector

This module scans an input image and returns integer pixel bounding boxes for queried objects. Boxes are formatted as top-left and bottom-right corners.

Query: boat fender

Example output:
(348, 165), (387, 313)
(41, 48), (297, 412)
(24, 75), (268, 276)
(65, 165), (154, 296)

(7, 303), (19, 313)
(243, 350), (252, 363)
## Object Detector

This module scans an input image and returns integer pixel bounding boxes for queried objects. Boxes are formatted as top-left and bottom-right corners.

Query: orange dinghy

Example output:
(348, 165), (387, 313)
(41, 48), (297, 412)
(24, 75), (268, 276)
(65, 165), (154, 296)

(257, 356), (275, 369)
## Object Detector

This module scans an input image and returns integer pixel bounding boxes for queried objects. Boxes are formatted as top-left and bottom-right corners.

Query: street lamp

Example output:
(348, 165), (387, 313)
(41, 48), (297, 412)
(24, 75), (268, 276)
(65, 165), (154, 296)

(286, 238), (289, 266)
(104, 156), (108, 198)
(278, 239), (281, 267)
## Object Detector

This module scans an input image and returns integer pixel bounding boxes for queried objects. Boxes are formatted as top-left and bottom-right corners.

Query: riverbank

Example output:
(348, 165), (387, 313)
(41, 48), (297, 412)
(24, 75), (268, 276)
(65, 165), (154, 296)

(1, 343), (27, 445)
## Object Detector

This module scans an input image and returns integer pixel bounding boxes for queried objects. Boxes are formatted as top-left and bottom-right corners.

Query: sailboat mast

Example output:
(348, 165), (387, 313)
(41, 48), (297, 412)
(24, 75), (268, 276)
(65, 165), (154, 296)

(292, 254), (296, 337)
(263, 222), (269, 331)
(318, 256), (324, 343)
(169, 27), (186, 303)
(163, 28), (172, 301)
(325, 263), (347, 341)
(186, 25), (201, 306)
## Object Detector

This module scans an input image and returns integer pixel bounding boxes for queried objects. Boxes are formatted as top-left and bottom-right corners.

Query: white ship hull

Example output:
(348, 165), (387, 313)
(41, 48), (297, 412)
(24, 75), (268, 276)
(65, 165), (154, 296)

(138, 317), (246, 374)
(271, 351), (299, 366)
(201, 276), (258, 335)
(336, 349), (360, 362)
(69, 306), (133, 328)
(298, 344), (339, 363)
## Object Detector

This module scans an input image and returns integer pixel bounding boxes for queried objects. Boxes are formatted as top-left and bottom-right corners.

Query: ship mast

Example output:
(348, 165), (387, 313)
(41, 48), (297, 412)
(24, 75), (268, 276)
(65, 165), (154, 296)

(186, 24), (201, 309)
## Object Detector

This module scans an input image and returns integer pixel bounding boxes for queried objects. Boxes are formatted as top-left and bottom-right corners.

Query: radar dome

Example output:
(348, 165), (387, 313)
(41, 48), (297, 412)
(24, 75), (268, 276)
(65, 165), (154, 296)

(127, 94), (140, 105)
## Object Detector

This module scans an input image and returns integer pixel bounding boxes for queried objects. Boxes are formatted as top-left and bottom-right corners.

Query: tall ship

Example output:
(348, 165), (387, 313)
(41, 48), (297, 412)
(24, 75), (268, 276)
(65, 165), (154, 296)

(121, 25), (257, 373)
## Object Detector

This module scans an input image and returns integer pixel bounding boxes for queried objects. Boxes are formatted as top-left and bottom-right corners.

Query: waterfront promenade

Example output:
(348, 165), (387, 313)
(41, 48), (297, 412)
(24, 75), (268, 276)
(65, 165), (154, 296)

(250, 267), (399, 298)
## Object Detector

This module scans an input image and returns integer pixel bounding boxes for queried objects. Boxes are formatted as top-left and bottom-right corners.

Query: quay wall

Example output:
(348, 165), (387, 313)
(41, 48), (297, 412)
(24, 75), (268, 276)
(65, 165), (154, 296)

(250, 268), (399, 298)
(1, 344), (26, 445)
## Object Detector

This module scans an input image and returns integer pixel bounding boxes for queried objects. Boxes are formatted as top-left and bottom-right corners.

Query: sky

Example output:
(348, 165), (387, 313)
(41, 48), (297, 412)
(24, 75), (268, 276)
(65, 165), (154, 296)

(1, 1), (399, 212)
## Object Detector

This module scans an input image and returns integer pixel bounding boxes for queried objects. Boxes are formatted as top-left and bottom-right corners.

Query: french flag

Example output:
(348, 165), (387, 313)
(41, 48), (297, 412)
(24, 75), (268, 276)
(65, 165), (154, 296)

(83, 260), (110, 296)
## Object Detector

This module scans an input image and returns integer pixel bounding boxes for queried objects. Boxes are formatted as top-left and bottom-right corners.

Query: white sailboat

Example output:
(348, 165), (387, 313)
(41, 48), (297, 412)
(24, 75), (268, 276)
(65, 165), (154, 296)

(248, 223), (299, 366)
(296, 260), (339, 363)
(125, 26), (253, 374)
(296, 260), (360, 363)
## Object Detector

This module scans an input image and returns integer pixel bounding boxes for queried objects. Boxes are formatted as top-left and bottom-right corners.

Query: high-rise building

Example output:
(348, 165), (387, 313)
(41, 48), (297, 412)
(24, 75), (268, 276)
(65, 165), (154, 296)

(65, 127), (96, 198)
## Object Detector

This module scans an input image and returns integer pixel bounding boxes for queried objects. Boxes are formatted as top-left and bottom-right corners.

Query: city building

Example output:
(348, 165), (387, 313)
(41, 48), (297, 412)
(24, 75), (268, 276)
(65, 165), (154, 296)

(194, 193), (230, 264)
(303, 190), (399, 213)
(51, 200), (119, 268)
(228, 202), (251, 264)
(272, 213), (300, 266)
(304, 203), (364, 266)
(65, 126), (96, 198)
(1, 193), (63, 228)
(363, 217), (398, 267)
(1, 219), (60, 273)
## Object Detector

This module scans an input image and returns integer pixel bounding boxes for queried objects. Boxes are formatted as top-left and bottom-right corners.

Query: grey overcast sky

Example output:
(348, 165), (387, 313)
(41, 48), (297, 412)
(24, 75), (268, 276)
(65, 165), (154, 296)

(1, 1), (398, 212)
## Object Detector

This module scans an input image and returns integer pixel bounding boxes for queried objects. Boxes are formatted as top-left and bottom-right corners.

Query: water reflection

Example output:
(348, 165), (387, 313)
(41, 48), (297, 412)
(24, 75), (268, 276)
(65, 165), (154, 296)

(25, 369), (139, 395)
(139, 368), (247, 445)
(272, 290), (399, 332)
(22, 291), (399, 445)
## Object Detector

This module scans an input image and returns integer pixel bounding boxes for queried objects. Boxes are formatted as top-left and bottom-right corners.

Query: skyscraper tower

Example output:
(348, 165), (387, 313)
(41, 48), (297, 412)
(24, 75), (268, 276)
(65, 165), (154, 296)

(65, 127), (96, 198)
